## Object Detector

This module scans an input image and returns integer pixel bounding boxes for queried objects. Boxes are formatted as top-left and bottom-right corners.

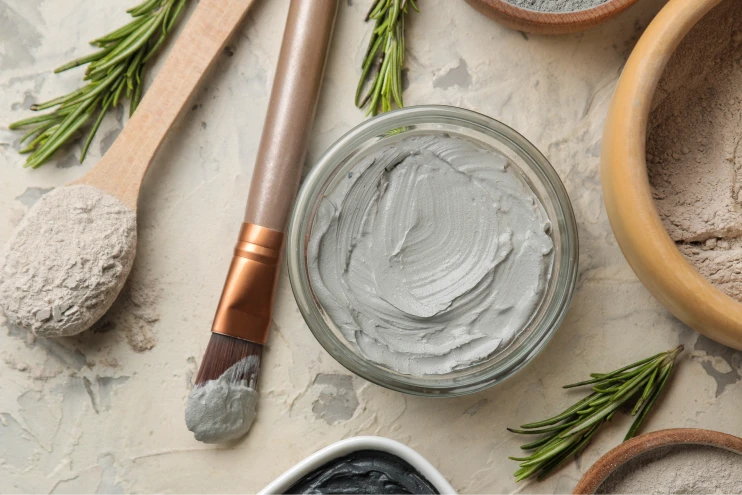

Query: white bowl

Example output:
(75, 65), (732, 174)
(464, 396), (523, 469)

(259, 436), (457, 494)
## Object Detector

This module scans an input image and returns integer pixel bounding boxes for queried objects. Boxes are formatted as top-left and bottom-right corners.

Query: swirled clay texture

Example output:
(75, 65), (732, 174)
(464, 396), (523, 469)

(286, 450), (439, 494)
(308, 135), (554, 375)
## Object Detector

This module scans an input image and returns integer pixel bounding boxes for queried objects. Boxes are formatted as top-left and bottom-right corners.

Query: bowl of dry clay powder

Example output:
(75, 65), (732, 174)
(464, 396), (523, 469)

(602, 0), (742, 349)
(573, 428), (742, 494)
(464, 0), (638, 34)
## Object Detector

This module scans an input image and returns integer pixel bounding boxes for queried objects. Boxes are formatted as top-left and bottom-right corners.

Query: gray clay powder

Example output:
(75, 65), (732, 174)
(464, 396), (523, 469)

(0, 185), (137, 337)
(504, 0), (608, 13)
(597, 445), (742, 494)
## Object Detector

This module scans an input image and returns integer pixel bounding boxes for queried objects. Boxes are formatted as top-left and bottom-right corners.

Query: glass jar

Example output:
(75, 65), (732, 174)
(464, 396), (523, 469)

(287, 105), (578, 396)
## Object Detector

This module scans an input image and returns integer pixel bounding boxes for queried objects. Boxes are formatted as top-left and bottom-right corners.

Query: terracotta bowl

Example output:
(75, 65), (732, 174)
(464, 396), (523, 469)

(573, 428), (742, 493)
(601, 0), (742, 350)
(463, 0), (639, 34)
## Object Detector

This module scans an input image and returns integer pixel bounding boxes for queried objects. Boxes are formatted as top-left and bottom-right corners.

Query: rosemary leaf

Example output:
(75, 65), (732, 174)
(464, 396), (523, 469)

(631, 366), (659, 415)
(81, 97), (113, 162)
(563, 352), (663, 388)
(508, 346), (683, 482)
(519, 392), (599, 429)
(356, 0), (419, 116)
(520, 433), (560, 451)
(9, 0), (188, 168)
(536, 420), (603, 481)
(625, 361), (674, 440)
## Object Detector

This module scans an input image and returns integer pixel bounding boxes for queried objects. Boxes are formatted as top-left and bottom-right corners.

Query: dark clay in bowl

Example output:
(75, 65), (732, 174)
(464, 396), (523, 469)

(286, 450), (439, 494)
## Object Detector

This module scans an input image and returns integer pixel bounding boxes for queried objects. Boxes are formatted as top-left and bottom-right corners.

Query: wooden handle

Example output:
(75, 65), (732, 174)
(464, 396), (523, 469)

(243, 0), (338, 231)
(76, 0), (257, 210)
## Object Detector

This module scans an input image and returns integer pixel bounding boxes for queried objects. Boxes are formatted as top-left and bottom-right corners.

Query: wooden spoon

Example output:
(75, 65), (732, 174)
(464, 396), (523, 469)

(0, 0), (257, 337)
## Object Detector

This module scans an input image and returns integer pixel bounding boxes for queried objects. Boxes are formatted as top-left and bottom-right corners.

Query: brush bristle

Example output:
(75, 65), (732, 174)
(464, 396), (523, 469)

(194, 333), (263, 389)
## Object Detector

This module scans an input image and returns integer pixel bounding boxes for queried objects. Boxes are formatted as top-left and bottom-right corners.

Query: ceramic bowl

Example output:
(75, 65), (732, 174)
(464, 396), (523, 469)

(573, 428), (742, 494)
(259, 436), (457, 494)
(601, 0), (742, 350)
(463, 0), (639, 35)
(287, 105), (578, 397)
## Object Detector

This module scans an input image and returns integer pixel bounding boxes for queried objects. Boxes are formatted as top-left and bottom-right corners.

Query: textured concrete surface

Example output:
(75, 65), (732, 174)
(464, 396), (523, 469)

(1, 0), (741, 493)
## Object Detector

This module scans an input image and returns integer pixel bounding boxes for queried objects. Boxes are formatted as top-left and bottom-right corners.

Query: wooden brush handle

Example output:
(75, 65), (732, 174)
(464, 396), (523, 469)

(76, 0), (257, 210)
(211, 0), (337, 346)
(243, 0), (338, 231)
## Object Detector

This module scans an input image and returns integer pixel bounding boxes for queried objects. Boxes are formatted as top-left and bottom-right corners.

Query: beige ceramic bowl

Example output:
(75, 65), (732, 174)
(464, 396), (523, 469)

(602, 0), (742, 350)
(464, 0), (639, 35)
(573, 428), (742, 493)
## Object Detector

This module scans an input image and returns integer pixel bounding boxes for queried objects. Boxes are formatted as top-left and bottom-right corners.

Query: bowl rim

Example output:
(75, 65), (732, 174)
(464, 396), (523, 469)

(258, 436), (457, 494)
(600, 0), (742, 349)
(286, 104), (579, 396)
(463, 0), (639, 34)
(573, 428), (742, 494)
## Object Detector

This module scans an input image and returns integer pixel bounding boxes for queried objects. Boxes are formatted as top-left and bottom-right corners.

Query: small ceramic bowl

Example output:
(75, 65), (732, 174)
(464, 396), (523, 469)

(259, 436), (457, 494)
(287, 105), (578, 396)
(601, 0), (742, 350)
(463, 0), (639, 35)
(573, 428), (742, 494)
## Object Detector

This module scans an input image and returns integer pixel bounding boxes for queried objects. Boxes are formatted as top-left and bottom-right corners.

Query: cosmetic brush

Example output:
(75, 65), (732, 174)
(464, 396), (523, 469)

(185, 0), (338, 444)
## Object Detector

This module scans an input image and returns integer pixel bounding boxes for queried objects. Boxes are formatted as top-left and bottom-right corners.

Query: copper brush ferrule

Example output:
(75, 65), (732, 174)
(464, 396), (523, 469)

(211, 223), (285, 344)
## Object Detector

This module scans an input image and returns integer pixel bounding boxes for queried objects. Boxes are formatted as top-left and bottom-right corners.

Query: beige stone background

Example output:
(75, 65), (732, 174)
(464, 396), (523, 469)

(1, 0), (740, 493)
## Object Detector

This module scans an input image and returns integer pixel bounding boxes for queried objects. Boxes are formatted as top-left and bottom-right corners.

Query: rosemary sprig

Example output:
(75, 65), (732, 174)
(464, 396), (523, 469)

(355, 0), (419, 116)
(508, 345), (683, 482)
(9, 0), (188, 169)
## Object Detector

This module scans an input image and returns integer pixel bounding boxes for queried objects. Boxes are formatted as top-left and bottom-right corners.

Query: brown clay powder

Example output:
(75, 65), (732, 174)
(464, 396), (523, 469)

(596, 445), (742, 494)
(647, 0), (742, 301)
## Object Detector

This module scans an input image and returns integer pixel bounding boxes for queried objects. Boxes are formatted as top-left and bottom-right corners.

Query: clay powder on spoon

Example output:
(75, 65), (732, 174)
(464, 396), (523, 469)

(0, 185), (136, 337)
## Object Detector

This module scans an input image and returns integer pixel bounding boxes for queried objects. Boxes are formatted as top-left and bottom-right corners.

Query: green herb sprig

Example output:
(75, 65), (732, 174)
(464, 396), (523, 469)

(356, 0), (419, 116)
(508, 345), (683, 482)
(9, 0), (188, 169)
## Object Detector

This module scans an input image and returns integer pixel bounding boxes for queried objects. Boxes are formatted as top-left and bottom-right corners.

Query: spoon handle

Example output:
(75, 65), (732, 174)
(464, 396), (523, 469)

(76, 0), (257, 210)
